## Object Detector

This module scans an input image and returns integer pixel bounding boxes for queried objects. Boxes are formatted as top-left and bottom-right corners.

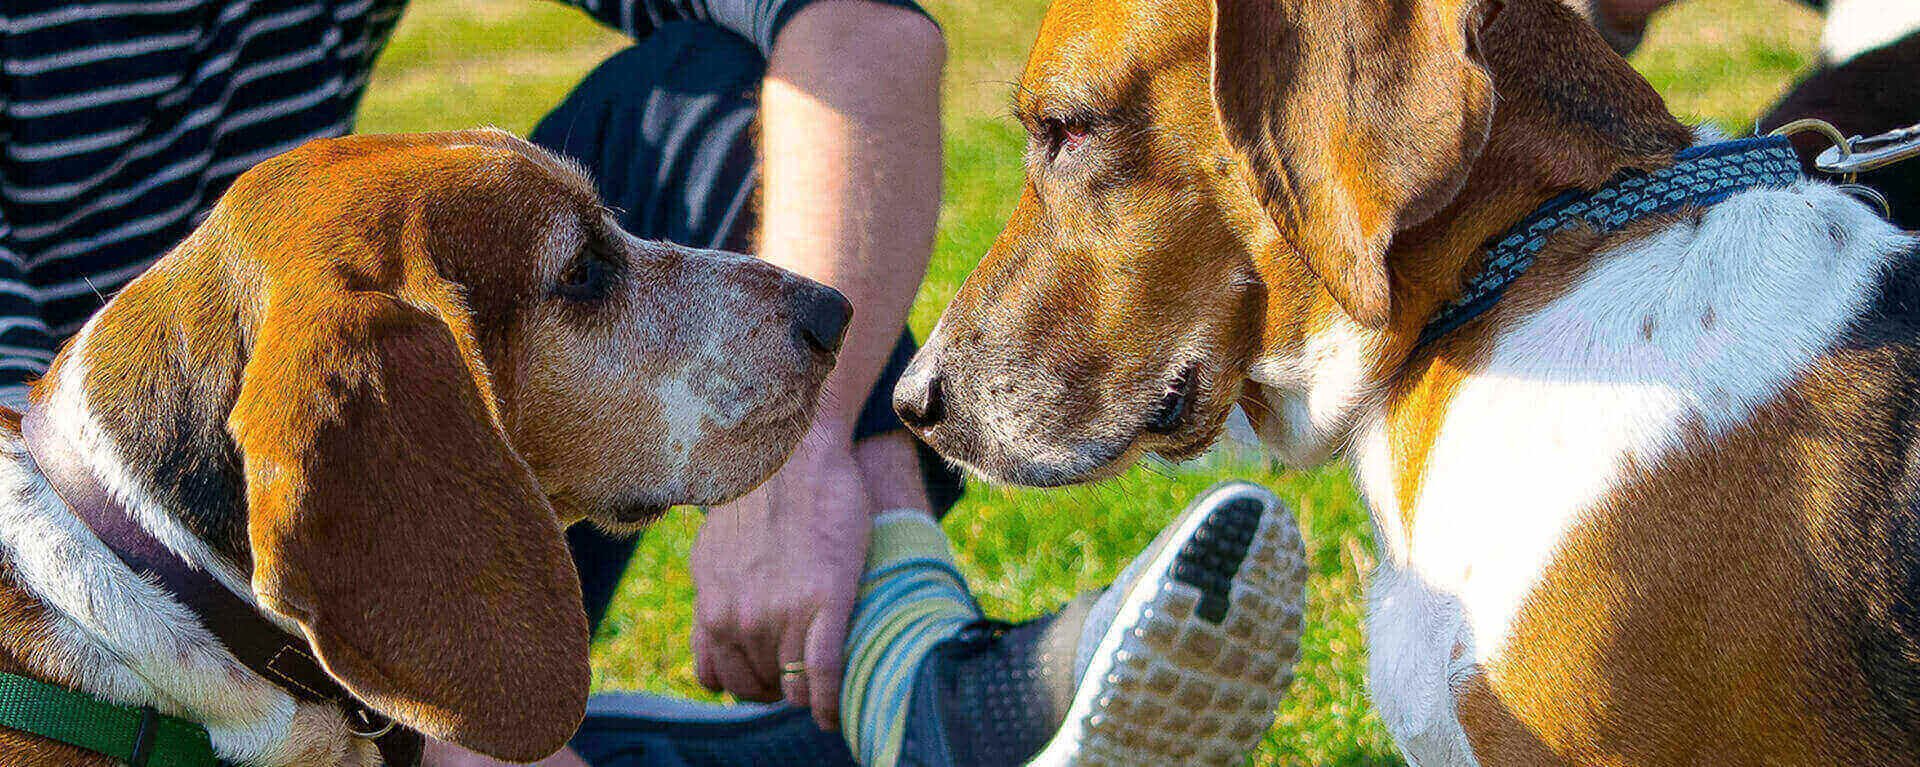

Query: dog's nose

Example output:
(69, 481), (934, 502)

(792, 283), (852, 355)
(894, 361), (946, 430)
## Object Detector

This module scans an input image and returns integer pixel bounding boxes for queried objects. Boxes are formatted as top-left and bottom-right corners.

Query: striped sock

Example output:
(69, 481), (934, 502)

(839, 509), (980, 767)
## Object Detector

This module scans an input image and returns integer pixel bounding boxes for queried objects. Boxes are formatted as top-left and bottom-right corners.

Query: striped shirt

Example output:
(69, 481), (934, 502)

(0, 0), (831, 401)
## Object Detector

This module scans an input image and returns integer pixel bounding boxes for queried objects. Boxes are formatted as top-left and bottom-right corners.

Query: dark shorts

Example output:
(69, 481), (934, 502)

(527, 22), (964, 631)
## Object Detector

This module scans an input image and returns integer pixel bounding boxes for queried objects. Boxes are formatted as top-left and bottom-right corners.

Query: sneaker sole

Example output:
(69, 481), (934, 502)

(1027, 481), (1309, 767)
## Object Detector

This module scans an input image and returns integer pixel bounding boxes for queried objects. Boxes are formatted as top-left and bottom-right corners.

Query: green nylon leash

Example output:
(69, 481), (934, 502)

(0, 672), (216, 767)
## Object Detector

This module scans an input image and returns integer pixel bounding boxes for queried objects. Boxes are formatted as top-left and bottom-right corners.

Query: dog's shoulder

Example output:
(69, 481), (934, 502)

(1785, 227), (1920, 752)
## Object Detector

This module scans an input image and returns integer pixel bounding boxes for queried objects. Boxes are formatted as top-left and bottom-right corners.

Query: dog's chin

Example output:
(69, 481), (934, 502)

(725, 407), (820, 484)
(588, 503), (673, 534)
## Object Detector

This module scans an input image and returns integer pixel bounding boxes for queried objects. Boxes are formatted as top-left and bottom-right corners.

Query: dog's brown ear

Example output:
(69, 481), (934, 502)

(231, 290), (589, 763)
(1210, 0), (1497, 327)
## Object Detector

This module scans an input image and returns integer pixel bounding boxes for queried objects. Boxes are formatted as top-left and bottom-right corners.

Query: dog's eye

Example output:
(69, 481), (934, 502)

(1046, 118), (1091, 157)
(557, 250), (618, 303)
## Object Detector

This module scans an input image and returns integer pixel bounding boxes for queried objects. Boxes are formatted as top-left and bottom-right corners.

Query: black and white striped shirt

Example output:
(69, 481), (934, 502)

(0, 0), (830, 401)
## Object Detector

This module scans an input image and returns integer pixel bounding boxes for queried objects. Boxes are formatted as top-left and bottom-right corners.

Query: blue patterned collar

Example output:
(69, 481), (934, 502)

(1415, 135), (1805, 349)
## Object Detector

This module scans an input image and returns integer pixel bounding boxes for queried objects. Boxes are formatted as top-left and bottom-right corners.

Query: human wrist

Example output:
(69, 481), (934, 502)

(855, 431), (931, 517)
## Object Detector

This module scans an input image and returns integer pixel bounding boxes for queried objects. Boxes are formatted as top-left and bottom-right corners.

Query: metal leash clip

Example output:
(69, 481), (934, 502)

(1816, 122), (1920, 178)
(344, 704), (398, 739)
(1770, 118), (1914, 219)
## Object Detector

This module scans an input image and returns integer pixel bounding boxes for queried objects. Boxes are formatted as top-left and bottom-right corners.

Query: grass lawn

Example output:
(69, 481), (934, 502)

(360, 1), (1823, 763)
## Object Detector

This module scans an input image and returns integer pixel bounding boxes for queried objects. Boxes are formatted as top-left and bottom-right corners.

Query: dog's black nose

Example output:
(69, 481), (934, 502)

(793, 284), (852, 355)
(894, 367), (946, 430)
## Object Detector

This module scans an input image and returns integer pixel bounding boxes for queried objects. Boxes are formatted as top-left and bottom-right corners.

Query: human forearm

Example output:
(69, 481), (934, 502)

(688, 4), (942, 727)
(757, 0), (944, 435)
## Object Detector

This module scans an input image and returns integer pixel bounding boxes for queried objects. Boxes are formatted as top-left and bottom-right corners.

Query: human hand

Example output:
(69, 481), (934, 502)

(689, 422), (874, 730)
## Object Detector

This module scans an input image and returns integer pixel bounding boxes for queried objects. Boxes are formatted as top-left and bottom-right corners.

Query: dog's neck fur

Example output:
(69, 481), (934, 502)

(0, 317), (377, 765)
(1355, 177), (1912, 763)
(1389, 0), (1695, 359)
(1249, 0), (1695, 462)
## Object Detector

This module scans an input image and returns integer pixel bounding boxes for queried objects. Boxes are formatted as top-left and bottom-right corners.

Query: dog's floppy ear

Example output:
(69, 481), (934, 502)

(1210, 0), (1497, 327)
(230, 290), (589, 763)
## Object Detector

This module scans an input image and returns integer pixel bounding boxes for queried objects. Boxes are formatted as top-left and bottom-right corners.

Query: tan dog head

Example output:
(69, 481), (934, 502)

(38, 129), (845, 761)
(895, 0), (1686, 484)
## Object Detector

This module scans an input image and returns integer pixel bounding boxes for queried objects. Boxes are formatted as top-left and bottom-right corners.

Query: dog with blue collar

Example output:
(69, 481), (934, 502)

(889, 0), (1920, 763)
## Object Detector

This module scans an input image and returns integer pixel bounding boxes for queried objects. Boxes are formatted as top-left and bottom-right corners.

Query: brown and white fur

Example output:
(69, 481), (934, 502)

(0, 129), (845, 765)
(892, 0), (1920, 763)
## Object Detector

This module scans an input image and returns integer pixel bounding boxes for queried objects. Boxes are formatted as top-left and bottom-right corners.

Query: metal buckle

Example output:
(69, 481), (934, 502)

(128, 706), (160, 767)
(344, 705), (398, 740)
(1770, 117), (1851, 148)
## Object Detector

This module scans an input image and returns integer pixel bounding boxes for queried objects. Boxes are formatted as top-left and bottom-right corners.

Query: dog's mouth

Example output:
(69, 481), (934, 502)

(611, 503), (669, 525)
(577, 501), (670, 534)
(967, 362), (1223, 485)
(1137, 361), (1236, 463)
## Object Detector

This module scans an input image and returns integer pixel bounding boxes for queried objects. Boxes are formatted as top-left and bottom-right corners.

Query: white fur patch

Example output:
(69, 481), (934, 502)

(1337, 182), (1912, 766)
(1248, 313), (1383, 466)
(0, 323), (371, 766)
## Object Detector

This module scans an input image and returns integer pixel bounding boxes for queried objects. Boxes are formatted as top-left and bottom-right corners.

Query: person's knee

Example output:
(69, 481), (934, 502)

(623, 22), (766, 93)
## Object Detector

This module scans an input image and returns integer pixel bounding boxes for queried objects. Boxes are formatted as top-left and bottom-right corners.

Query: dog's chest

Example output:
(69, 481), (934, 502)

(1339, 182), (1907, 766)
(1348, 370), (1673, 767)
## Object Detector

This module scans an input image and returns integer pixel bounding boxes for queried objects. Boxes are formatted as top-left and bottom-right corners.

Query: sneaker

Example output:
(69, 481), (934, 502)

(596, 482), (1312, 767)
(883, 481), (1309, 766)
(1026, 481), (1308, 766)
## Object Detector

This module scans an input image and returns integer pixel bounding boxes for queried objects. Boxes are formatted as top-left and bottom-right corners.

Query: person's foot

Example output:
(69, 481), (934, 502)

(843, 481), (1310, 766)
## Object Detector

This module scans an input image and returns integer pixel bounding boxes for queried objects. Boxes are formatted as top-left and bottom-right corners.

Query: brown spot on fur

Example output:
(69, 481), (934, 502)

(1388, 332), (1489, 536)
(1463, 272), (1920, 763)
(1385, 216), (1648, 531)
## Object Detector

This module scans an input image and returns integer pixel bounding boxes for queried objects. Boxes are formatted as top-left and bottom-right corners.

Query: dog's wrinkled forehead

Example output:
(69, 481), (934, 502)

(214, 129), (609, 308)
(1020, 0), (1207, 101)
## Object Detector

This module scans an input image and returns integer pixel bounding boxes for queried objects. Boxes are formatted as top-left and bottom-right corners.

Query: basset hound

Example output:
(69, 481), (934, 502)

(893, 0), (1920, 763)
(0, 129), (847, 766)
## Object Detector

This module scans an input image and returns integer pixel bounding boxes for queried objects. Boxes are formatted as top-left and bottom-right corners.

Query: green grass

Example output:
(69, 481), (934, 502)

(359, 1), (1822, 763)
